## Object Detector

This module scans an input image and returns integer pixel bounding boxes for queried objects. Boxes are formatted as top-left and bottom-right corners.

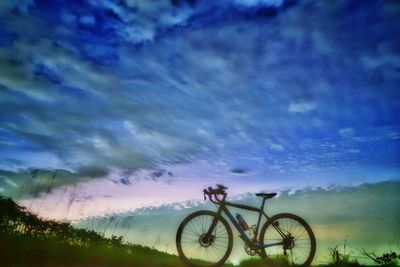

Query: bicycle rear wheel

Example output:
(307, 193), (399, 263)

(260, 213), (316, 267)
(176, 210), (233, 267)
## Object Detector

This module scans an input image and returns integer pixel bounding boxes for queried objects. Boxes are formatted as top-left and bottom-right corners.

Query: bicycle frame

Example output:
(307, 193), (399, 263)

(206, 194), (285, 249)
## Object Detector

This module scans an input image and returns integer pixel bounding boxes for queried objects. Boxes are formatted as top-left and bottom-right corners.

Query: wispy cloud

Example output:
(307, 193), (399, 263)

(0, 0), (399, 197)
(288, 101), (317, 113)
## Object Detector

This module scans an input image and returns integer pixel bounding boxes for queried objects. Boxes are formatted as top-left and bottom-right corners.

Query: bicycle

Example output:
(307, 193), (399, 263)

(176, 184), (316, 267)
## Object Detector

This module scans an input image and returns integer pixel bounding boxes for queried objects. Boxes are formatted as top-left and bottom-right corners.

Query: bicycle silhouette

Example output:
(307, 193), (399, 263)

(176, 185), (316, 267)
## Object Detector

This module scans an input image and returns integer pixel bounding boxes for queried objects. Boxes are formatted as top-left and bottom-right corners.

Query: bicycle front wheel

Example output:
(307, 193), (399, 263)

(176, 210), (233, 267)
(260, 213), (316, 267)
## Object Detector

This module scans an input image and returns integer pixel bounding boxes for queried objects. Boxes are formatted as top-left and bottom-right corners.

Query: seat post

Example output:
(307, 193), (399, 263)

(256, 198), (267, 234)
(261, 198), (266, 211)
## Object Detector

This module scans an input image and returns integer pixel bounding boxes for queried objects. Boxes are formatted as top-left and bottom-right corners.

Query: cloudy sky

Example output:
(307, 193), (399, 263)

(0, 0), (399, 259)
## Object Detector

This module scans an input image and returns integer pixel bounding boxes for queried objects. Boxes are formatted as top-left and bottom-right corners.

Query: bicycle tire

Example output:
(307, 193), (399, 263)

(176, 210), (233, 267)
(259, 213), (316, 267)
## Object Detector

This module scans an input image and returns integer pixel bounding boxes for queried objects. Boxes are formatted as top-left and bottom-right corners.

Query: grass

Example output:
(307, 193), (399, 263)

(239, 257), (289, 267)
(325, 245), (362, 267)
(1, 231), (185, 266)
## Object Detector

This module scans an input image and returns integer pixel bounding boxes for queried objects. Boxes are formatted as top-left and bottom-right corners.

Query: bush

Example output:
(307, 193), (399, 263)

(363, 249), (400, 266)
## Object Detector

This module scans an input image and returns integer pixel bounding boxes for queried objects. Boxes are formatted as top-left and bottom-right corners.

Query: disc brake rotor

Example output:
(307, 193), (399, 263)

(199, 234), (215, 247)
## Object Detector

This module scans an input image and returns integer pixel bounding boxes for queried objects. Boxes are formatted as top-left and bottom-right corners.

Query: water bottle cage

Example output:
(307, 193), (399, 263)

(236, 214), (250, 231)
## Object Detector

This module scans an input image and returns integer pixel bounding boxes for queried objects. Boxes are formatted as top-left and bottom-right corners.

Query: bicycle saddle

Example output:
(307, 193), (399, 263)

(255, 193), (277, 199)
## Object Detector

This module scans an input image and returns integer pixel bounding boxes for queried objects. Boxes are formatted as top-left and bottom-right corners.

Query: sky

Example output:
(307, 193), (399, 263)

(0, 0), (400, 262)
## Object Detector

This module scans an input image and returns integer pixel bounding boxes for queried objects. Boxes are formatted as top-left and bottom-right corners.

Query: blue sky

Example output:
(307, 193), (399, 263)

(0, 0), (399, 212)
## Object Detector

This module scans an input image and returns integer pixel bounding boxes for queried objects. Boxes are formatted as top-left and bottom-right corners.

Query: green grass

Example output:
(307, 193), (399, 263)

(238, 258), (270, 267)
(0, 232), (238, 266)
(0, 231), (238, 266)
(0, 231), (181, 266)
(238, 256), (290, 267)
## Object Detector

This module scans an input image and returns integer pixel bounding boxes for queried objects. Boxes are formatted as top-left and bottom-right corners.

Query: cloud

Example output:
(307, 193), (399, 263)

(0, 0), (399, 195)
(269, 143), (285, 151)
(230, 168), (250, 175)
(288, 101), (317, 113)
(75, 166), (109, 179)
(0, 168), (99, 198)
(339, 127), (355, 138)
(3, 177), (18, 187)
(234, 0), (285, 7)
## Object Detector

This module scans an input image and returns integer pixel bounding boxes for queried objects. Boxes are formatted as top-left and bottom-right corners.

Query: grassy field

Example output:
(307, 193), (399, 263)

(1, 232), (186, 267)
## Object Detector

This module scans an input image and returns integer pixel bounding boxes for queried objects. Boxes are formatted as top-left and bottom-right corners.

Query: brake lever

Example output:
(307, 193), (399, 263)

(216, 184), (227, 190)
(203, 189), (208, 201)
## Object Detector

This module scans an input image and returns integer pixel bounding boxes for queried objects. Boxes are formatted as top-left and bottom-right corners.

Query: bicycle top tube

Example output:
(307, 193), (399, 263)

(224, 201), (261, 212)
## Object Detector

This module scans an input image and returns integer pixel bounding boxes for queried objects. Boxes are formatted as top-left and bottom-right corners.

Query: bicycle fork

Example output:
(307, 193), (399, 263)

(204, 205), (224, 238)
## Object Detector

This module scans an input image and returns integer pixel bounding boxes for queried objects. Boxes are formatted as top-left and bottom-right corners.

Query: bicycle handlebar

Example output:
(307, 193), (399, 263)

(203, 184), (228, 204)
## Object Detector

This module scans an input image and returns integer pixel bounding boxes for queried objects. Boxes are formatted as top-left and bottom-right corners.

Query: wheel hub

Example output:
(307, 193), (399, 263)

(283, 235), (295, 250)
(199, 234), (215, 247)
